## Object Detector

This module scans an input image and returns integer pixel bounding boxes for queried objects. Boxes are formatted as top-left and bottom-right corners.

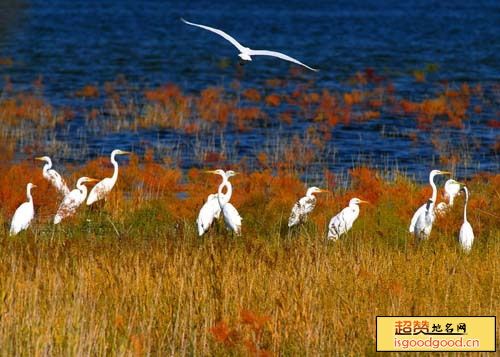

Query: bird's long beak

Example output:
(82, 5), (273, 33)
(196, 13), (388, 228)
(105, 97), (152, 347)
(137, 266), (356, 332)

(35, 157), (45, 161)
(32, 184), (37, 188)
(205, 170), (217, 174)
(440, 171), (451, 174)
(359, 200), (369, 204)
(87, 178), (99, 182)
(120, 151), (132, 155)
(319, 189), (329, 193)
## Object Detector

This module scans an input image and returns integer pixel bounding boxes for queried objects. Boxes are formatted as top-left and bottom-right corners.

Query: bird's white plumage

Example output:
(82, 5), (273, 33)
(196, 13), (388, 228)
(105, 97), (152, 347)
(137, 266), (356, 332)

(86, 177), (114, 205)
(54, 177), (96, 224)
(414, 199), (435, 241)
(10, 183), (36, 236)
(288, 196), (316, 227)
(436, 179), (461, 214)
(220, 201), (242, 235)
(409, 169), (450, 240)
(208, 169), (242, 235)
(197, 170), (238, 236)
(181, 18), (318, 71)
(36, 156), (70, 196)
(288, 187), (327, 227)
(181, 18), (246, 53)
(327, 198), (365, 240)
(197, 193), (222, 236)
(409, 204), (426, 233)
(246, 50), (318, 71)
(459, 222), (474, 252)
(459, 186), (474, 252)
(86, 149), (130, 205)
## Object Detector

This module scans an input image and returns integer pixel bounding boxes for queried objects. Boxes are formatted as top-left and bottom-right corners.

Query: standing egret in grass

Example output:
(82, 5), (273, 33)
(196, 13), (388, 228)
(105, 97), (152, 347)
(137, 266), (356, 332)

(36, 156), (70, 196)
(409, 170), (450, 233)
(197, 193), (221, 236)
(181, 18), (318, 72)
(288, 187), (329, 227)
(458, 186), (474, 252)
(196, 170), (237, 236)
(54, 177), (98, 224)
(10, 183), (36, 236)
(86, 149), (131, 205)
(327, 198), (368, 241)
(410, 170), (451, 241)
(436, 179), (462, 214)
(207, 169), (242, 235)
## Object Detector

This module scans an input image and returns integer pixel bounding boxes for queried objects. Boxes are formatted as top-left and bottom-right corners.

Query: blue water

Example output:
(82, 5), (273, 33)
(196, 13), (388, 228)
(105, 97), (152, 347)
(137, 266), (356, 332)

(0, 0), (498, 181)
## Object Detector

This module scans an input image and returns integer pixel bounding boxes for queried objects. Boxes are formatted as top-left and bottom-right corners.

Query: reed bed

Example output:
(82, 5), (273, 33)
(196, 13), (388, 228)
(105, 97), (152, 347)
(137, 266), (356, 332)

(1, 70), (499, 178)
(0, 156), (499, 355)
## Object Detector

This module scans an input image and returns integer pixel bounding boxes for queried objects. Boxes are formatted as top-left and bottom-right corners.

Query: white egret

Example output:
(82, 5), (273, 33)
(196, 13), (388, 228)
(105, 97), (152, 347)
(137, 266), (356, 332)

(181, 18), (318, 71)
(207, 169), (242, 235)
(411, 170), (451, 241)
(327, 198), (368, 241)
(86, 149), (131, 205)
(458, 186), (474, 252)
(10, 183), (36, 236)
(436, 179), (462, 214)
(197, 193), (221, 236)
(409, 170), (450, 234)
(196, 170), (237, 236)
(54, 177), (98, 224)
(35, 156), (70, 196)
(288, 187), (329, 227)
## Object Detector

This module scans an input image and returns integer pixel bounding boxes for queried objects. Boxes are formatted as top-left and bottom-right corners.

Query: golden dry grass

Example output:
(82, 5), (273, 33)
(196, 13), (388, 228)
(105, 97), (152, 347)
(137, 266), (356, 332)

(0, 162), (499, 355)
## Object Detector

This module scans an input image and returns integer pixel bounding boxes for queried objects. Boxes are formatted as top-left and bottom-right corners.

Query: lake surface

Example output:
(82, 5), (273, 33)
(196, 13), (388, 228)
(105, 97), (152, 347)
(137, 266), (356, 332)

(0, 0), (498, 182)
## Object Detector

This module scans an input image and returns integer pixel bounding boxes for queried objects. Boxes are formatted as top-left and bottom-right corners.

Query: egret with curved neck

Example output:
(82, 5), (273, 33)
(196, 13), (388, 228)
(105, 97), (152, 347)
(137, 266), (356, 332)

(288, 186), (329, 227)
(55, 177), (98, 224)
(328, 198), (368, 241)
(207, 169), (242, 235)
(459, 186), (474, 252)
(86, 149), (131, 205)
(411, 169), (451, 241)
(35, 156), (70, 196)
(10, 183), (37, 235)
(196, 170), (237, 236)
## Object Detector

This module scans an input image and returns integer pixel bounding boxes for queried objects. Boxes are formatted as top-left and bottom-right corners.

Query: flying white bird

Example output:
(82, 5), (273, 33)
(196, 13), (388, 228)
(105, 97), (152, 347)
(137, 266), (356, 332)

(436, 179), (462, 214)
(86, 149), (131, 205)
(327, 198), (368, 241)
(410, 169), (451, 241)
(458, 186), (474, 252)
(288, 187), (329, 227)
(207, 169), (242, 235)
(54, 177), (98, 224)
(10, 183), (36, 236)
(196, 170), (237, 236)
(181, 18), (318, 72)
(35, 156), (70, 196)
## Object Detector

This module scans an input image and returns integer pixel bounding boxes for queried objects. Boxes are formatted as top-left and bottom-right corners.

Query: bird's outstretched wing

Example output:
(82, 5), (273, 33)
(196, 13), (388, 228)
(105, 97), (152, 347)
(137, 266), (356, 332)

(248, 49), (318, 72)
(181, 18), (246, 53)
